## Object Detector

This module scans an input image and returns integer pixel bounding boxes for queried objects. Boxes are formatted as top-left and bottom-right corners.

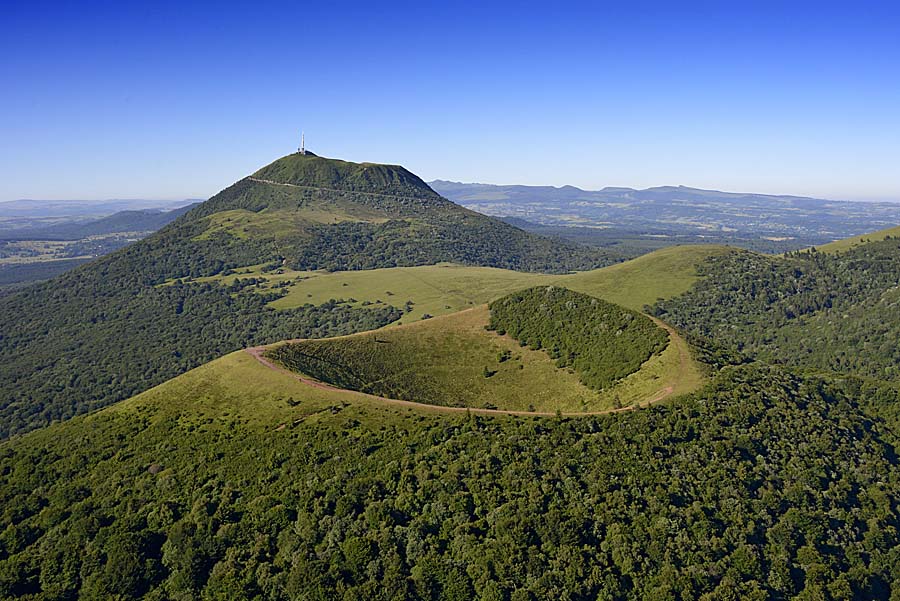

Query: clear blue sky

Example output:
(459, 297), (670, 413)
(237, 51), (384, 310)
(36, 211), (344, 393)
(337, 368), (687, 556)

(2, 0), (898, 201)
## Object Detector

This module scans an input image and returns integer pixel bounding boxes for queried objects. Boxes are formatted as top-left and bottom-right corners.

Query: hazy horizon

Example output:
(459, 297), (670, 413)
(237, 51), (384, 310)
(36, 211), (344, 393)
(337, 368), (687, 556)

(3, 178), (898, 206)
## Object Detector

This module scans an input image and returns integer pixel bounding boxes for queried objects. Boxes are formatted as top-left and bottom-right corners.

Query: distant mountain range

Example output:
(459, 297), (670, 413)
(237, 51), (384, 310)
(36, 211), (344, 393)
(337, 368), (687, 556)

(431, 181), (900, 247)
(0, 204), (199, 241)
(0, 197), (198, 218)
(0, 205), (202, 290)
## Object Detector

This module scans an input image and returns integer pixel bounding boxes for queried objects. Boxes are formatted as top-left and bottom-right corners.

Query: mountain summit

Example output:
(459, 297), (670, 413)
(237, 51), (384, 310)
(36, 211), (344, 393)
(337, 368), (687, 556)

(250, 152), (441, 199)
(183, 152), (611, 273)
(0, 151), (616, 437)
(194, 153), (454, 223)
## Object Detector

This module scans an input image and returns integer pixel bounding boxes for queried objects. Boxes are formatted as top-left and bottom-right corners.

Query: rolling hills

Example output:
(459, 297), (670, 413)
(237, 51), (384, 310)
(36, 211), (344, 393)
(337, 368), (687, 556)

(0, 152), (635, 438)
(179, 243), (733, 325)
(0, 205), (197, 242)
(5, 153), (899, 598)
(433, 180), (900, 251)
(266, 306), (603, 413)
(0, 205), (202, 290)
(2, 220), (900, 597)
(654, 235), (900, 381)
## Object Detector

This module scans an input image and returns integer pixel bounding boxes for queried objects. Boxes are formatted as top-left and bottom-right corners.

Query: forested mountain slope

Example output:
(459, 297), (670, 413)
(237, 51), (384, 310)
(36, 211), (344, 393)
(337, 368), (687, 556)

(1, 350), (898, 599)
(653, 236), (900, 380)
(187, 152), (612, 273)
(0, 153), (616, 438)
(487, 287), (667, 390)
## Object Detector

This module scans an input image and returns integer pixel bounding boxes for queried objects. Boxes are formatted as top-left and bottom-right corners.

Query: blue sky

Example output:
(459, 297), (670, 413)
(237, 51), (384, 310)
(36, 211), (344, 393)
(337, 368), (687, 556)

(1, 0), (898, 201)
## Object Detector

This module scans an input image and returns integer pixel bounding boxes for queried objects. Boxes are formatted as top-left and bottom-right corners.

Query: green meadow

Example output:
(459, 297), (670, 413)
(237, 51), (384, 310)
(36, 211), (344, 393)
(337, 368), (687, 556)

(185, 244), (734, 322)
(815, 224), (900, 254)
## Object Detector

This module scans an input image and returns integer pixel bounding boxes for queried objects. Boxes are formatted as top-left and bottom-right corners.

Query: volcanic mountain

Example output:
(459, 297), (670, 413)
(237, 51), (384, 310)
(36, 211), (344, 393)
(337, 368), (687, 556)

(0, 152), (614, 437)
(179, 151), (609, 273)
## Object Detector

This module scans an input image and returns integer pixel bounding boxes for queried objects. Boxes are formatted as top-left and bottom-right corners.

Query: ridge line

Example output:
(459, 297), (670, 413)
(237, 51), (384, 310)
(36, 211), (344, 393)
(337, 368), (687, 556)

(245, 313), (689, 418)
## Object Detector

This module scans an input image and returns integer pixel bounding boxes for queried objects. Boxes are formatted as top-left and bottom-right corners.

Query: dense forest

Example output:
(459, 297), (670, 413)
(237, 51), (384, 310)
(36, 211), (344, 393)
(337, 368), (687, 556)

(0, 259), (93, 292)
(1, 365), (899, 599)
(488, 287), (667, 390)
(652, 238), (900, 381)
(4, 151), (900, 598)
(280, 215), (611, 273)
(0, 154), (615, 438)
(0, 271), (400, 437)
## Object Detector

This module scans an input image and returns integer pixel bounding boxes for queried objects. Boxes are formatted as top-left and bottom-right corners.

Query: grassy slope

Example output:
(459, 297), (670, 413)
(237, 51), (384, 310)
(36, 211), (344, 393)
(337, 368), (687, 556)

(268, 306), (601, 412)
(194, 195), (398, 241)
(0, 154), (706, 441)
(107, 348), (376, 426)
(815, 224), (900, 254)
(184, 263), (552, 323)
(263, 304), (702, 413)
(136, 245), (722, 415)
(107, 304), (698, 420)
(560, 244), (735, 310)
(189, 244), (734, 322)
(626, 316), (701, 403)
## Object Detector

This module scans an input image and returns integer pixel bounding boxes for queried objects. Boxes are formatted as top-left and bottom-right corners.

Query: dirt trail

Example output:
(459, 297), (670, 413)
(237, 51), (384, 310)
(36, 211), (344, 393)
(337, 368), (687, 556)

(647, 315), (693, 398)
(245, 313), (694, 418)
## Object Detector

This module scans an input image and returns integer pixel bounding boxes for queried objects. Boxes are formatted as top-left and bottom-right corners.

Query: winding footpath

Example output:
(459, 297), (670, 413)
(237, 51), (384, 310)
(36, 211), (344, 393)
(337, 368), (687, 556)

(245, 314), (694, 418)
